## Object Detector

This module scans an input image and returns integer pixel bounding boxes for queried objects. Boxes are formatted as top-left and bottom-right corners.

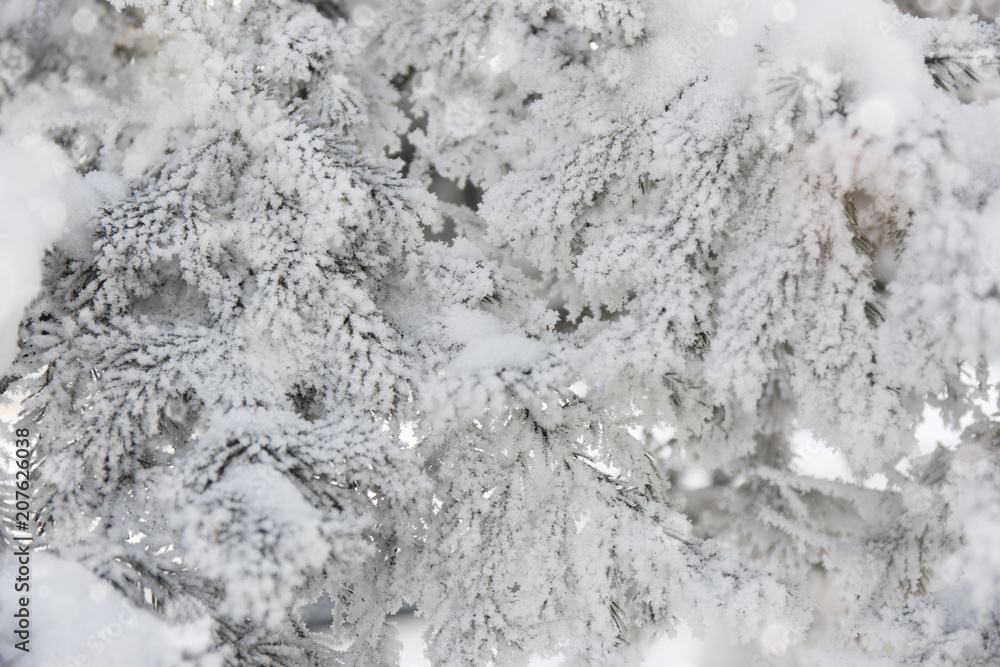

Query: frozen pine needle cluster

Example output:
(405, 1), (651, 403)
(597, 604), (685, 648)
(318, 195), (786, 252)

(1, 0), (1000, 665)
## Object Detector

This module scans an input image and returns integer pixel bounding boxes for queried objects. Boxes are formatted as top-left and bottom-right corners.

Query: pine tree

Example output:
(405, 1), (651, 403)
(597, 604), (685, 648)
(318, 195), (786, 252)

(2, 0), (1000, 665)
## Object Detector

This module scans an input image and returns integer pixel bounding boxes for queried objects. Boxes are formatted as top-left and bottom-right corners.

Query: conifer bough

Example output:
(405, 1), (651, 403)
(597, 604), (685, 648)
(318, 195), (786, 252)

(1, 0), (1000, 664)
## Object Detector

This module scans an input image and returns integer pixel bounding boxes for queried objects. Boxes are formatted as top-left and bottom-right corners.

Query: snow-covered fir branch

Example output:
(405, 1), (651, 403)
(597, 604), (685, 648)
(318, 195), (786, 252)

(1, 0), (1000, 665)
